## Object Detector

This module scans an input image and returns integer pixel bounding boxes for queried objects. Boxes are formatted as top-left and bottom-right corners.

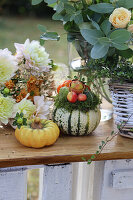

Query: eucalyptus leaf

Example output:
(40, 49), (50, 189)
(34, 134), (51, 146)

(44, 0), (57, 4)
(40, 32), (60, 41)
(38, 24), (47, 32)
(52, 13), (63, 20)
(117, 0), (133, 9)
(79, 22), (93, 30)
(63, 14), (71, 22)
(112, 42), (128, 50)
(101, 20), (111, 36)
(91, 42), (109, 59)
(89, 3), (114, 13)
(73, 13), (83, 25)
(70, 11), (83, 25)
(64, 3), (76, 14)
(93, 13), (102, 23)
(87, 16), (100, 30)
(110, 29), (131, 43)
(32, 0), (43, 5)
(56, 2), (64, 13)
(81, 29), (104, 45)
(99, 37), (111, 45)
(48, 3), (56, 8)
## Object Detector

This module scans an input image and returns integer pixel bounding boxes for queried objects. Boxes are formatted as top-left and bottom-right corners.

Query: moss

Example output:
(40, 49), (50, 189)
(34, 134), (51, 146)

(54, 90), (101, 112)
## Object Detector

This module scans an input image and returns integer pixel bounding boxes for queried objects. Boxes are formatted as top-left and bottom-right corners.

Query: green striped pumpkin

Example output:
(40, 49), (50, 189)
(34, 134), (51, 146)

(52, 108), (101, 136)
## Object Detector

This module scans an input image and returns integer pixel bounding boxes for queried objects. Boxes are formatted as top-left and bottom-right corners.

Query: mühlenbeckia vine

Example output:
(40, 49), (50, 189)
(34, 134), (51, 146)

(82, 114), (133, 164)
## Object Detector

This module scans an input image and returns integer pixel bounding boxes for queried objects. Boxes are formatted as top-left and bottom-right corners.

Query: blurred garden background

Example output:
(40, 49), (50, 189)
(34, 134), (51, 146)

(0, 1), (67, 200)
(0, 0), (68, 64)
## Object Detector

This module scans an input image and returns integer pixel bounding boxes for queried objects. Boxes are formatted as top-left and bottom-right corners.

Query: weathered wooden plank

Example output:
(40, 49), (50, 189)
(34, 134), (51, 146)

(1, 120), (133, 168)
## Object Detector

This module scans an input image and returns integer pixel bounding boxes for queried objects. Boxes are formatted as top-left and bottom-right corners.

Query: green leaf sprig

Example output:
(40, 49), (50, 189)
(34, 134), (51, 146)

(13, 113), (27, 129)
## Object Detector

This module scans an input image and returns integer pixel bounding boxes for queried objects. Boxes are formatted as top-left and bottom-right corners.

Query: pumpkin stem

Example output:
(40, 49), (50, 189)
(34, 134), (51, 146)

(31, 118), (43, 129)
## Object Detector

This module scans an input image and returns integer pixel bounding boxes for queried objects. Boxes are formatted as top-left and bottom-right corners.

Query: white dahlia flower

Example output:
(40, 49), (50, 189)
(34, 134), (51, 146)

(12, 97), (36, 119)
(34, 96), (53, 119)
(14, 39), (51, 72)
(0, 48), (18, 84)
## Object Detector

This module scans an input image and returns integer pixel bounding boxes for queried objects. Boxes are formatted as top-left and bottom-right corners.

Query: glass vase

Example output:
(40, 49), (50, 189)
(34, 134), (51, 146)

(68, 37), (113, 121)
(68, 37), (92, 86)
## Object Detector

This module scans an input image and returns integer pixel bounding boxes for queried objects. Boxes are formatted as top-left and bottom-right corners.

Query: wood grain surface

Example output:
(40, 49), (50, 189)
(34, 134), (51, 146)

(0, 120), (133, 168)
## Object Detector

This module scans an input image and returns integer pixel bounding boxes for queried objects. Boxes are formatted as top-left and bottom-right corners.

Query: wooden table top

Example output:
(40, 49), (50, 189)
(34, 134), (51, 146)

(0, 119), (133, 168)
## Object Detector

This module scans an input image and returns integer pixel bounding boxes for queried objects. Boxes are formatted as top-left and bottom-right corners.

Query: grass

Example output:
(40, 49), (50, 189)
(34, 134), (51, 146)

(0, 16), (68, 64)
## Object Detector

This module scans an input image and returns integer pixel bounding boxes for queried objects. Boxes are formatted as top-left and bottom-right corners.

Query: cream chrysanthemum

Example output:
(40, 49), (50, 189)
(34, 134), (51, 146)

(0, 94), (15, 125)
(0, 48), (18, 84)
(12, 97), (36, 119)
(14, 39), (51, 72)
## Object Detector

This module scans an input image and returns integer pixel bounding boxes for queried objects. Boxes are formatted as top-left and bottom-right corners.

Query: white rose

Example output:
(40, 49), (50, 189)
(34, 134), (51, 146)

(109, 7), (131, 28)
(85, 0), (92, 5)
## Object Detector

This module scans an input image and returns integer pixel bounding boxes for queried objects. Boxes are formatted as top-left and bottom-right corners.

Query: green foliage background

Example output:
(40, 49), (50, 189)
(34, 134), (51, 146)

(0, 0), (53, 16)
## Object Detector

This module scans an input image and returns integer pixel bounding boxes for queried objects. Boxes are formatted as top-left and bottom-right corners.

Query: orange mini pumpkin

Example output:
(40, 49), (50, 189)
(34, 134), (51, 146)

(15, 118), (60, 148)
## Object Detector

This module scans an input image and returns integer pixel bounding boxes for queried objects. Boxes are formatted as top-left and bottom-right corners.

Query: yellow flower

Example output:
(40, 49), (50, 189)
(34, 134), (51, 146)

(0, 94), (15, 125)
(109, 7), (131, 28)
(128, 24), (133, 33)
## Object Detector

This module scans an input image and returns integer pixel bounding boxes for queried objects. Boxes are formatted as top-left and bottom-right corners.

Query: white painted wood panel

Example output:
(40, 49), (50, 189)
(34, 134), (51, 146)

(0, 168), (27, 200)
(93, 161), (105, 200)
(72, 162), (94, 200)
(39, 162), (94, 200)
(112, 169), (133, 189)
(42, 164), (72, 200)
(39, 168), (44, 200)
(93, 160), (133, 200)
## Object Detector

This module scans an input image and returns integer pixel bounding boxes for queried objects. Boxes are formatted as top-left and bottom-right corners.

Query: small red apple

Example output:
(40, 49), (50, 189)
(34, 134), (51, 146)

(70, 80), (84, 94)
(67, 91), (78, 103)
(78, 93), (87, 101)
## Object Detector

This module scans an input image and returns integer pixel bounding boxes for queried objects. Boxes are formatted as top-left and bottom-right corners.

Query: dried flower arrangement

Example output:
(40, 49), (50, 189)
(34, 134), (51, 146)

(0, 39), (56, 129)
